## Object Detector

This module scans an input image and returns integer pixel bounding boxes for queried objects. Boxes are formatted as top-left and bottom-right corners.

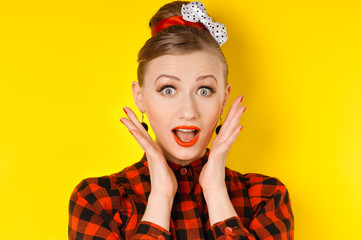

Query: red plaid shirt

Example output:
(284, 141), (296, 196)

(68, 148), (294, 239)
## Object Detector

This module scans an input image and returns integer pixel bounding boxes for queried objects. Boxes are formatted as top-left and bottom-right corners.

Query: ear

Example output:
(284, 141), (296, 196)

(221, 83), (231, 115)
(131, 81), (145, 112)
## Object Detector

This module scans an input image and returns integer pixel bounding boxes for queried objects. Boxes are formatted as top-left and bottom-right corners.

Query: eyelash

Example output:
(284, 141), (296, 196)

(157, 85), (216, 96)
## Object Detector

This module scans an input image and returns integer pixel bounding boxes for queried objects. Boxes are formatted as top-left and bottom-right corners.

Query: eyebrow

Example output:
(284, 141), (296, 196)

(154, 74), (218, 85)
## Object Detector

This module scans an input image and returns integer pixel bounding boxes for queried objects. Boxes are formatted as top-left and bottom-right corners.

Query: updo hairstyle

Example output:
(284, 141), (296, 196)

(136, 1), (229, 87)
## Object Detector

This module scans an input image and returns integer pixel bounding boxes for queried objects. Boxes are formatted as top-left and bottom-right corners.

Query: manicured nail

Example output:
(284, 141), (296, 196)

(243, 106), (247, 112)
(240, 126), (244, 131)
(240, 96), (244, 103)
(129, 130), (133, 135)
(123, 108), (127, 114)
(120, 118), (124, 124)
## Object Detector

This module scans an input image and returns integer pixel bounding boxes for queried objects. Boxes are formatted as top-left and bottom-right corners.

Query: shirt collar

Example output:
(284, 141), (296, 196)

(141, 148), (210, 174)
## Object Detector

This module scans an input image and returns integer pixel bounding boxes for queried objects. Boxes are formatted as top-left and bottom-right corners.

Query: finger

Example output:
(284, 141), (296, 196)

(223, 125), (243, 150)
(217, 104), (246, 141)
(221, 95), (243, 129)
(123, 107), (150, 138)
(121, 117), (167, 176)
(221, 105), (246, 136)
(120, 114), (157, 155)
(129, 128), (170, 175)
(120, 110), (163, 165)
(126, 126), (154, 155)
(120, 116), (154, 145)
(221, 95), (244, 131)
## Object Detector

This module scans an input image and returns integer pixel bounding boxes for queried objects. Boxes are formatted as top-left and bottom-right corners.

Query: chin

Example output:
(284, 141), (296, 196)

(173, 148), (199, 160)
(156, 133), (209, 161)
(170, 142), (208, 161)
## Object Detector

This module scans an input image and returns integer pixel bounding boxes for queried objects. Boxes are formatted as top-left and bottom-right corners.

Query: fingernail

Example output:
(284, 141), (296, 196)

(243, 106), (247, 112)
(123, 108), (127, 114)
(120, 118), (124, 124)
(240, 96), (244, 103)
(240, 126), (244, 131)
(129, 130), (133, 135)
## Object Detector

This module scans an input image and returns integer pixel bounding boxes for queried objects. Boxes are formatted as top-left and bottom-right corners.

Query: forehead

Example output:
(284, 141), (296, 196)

(144, 51), (224, 83)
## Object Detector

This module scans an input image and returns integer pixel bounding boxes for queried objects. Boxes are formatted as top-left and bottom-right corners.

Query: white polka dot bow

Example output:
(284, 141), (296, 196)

(181, 1), (228, 46)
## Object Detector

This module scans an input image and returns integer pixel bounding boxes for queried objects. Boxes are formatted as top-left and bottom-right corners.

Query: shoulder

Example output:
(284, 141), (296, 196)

(70, 157), (150, 206)
(68, 158), (150, 235)
(69, 174), (126, 215)
(111, 156), (150, 186)
(225, 168), (289, 200)
(71, 174), (122, 199)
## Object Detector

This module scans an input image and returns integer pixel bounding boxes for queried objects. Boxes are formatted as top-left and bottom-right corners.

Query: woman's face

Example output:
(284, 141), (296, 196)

(132, 50), (231, 165)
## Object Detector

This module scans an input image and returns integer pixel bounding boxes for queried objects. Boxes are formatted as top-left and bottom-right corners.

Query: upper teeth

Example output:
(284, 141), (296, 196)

(176, 129), (196, 132)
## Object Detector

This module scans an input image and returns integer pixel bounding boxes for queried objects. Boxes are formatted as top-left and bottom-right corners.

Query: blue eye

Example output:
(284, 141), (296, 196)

(197, 87), (215, 96)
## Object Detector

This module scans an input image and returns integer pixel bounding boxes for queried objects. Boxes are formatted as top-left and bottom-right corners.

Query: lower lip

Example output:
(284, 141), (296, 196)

(172, 130), (200, 147)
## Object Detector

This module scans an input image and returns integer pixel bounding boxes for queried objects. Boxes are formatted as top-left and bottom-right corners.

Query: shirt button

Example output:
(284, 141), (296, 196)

(158, 235), (165, 240)
(180, 167), (188, 175)
(225, 226), (233, 233)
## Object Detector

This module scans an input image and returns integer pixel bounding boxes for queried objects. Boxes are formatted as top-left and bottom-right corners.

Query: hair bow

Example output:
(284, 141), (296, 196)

(181, 1), (228, 46)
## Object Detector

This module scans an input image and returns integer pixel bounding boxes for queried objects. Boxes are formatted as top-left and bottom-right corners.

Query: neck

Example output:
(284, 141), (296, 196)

(161, 146), (207, 166)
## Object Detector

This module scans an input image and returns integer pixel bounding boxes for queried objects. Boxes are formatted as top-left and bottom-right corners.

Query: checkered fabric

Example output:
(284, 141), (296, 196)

(68, 148), (294, 239)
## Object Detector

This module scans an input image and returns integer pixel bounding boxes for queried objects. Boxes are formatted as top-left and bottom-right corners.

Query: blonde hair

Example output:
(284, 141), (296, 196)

(137, 1), (228, 87)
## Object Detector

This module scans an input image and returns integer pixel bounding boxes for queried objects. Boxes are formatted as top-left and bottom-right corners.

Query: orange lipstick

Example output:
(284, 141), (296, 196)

(172, 125), (200, 147)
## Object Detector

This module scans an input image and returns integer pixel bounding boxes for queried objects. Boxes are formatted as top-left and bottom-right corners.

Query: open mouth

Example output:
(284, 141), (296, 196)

(172, 126), (200, 147)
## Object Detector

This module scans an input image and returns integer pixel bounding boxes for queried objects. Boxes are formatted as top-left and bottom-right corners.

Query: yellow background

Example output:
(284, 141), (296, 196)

(1, 0), (360, 239)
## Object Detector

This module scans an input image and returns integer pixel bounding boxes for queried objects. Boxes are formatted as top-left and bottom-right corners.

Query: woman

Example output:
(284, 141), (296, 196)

(68, 1), (294, 239)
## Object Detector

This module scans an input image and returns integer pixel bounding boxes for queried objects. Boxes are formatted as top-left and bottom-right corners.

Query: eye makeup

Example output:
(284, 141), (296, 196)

(156, 84), (216, 96)
(156, 84), (175, 92)
(199, 86), (216, 93)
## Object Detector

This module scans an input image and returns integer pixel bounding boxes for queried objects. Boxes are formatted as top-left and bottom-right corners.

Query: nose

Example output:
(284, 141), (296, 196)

(177, 93), (199, 120)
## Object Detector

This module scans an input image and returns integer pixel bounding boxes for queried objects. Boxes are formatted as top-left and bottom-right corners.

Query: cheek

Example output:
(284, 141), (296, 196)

(145, 105), (161, 129)
(201, 101), (223, 131)
(143, 97), (172, 135)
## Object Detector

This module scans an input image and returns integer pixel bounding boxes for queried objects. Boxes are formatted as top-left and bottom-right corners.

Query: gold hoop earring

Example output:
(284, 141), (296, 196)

(141, 112), (148, 131)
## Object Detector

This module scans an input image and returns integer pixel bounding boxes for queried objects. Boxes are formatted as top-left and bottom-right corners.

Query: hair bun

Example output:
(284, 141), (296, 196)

(149, 1), (190, 31)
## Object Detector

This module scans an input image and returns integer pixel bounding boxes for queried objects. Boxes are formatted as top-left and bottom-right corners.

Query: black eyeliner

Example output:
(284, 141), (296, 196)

(156, 85), (176, 92)
(200, 86), (216, 93)
(156, 85), (216, 94)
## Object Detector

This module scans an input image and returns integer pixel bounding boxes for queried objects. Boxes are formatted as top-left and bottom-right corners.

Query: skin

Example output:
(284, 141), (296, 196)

(120, 50), (246, 230)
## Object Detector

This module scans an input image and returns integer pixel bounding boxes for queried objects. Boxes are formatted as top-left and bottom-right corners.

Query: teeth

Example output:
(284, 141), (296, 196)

(176, 129), (196, 132)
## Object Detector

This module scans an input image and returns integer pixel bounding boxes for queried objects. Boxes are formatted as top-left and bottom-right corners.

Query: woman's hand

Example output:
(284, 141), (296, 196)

(199, 95), (246, 193)
(120, 107), (178, 199)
